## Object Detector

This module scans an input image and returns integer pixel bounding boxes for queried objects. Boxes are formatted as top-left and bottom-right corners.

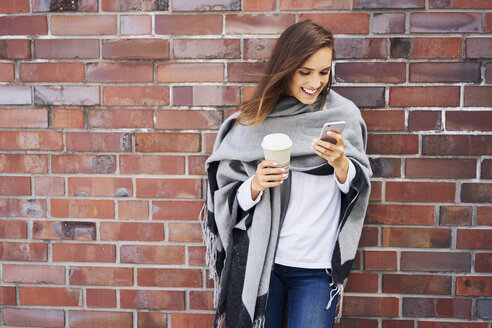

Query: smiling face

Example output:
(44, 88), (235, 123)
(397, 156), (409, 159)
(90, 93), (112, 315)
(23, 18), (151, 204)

(287, 46), (333, 104)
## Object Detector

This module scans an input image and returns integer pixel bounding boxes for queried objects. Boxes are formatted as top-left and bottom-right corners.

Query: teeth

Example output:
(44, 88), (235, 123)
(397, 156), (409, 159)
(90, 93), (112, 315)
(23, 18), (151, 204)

(302, 87), (317, 94)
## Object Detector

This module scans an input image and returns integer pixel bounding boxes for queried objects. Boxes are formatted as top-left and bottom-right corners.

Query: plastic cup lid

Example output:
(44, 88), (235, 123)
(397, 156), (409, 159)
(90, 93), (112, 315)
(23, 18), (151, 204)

(261, 133), (293, 150)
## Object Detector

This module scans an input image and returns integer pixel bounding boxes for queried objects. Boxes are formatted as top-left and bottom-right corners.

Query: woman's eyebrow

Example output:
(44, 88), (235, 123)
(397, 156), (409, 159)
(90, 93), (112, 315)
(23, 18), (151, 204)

(299, 66), (332, 71)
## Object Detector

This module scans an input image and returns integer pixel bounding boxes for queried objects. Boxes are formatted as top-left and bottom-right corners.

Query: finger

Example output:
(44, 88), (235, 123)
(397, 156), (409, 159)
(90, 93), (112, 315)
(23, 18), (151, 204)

(261, 167), (285, 175)
(313, 138), (335, 150)
(258, 173), (285, 183)
(260, 160), (279, 168)
(263, 180), (284, 187)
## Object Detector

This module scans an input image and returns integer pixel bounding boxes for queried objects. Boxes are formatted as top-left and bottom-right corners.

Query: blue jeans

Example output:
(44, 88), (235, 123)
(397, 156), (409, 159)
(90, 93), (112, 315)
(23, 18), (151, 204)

(264, 264), (338, 328)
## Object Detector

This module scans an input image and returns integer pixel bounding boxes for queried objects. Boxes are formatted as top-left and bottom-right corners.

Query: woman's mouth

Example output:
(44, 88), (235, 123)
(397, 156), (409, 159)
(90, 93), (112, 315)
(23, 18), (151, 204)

(301, 87), (319, 96)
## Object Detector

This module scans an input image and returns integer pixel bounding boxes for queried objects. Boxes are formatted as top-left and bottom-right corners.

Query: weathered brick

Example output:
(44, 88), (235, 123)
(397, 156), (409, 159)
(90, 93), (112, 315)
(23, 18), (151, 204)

(0, 286), (16, 304)
(332, 87), (385, 107)
(120, 290), (185, 310)
(410, 12), (481, 33)
(334, 38), (387, 59)
(410, 62), (480, 83)
(228, 62), (267, 83)
(135, 133), (200, 152)
(157, 63), (224, 82)
(52, 155), (116, 174)
(464, 86), (492, 107)
(389, 86), (460, 107)
(32, 220), (96, 240)
(439, 206), (473, 226)
(20, 62), (85, 82)
(430, 0), (492, 8)
(66, 132), (131, 152)
(466, 37), (492, 58)
(0, 176), (31, 195)
(68, 177), (133, 197)
(101, 222), (164, 241)
(171, 313), (215, 328)
(403, 297), (472, 318)
(0, 39), (31, 59)
(0, 153), (48, 173)
(173, 0), (239, 11)
(168, 222), (203, 243)
(3, 308), (65, 327)
(423, 135), (492, 155)
(52, 108), (84, 129)
(69, 311), (132, 328)
(401, 251), (471, 272)
(226, 14), (294, 34)
(87, 62), (153, 82)
(136, 178), (201, 198)
(386, 181), (455, 202)
(477, 299), (492, 320)
(299, 13), (369, 34)
(419, 322), (488, 328)
(0, 85), (31, 104)
(35, 86), (99, 106)
(0, 62), (14, 81)
(138, 312), (168, 328)
(0, 242), (47, 261)
(475, 252), (492, 272)
(120, 245), (185, 264)
(156, 109), (222, 130)
(477, 206), (492, 225)
(152, 200), (204, 220)
(0, 16), (48, 35)
(366, 204), (435, 225)
(408, 111), (441, 131)
(362, 110), (405, 131)
(189, 155), (207, 175)
(19, 286), (81, 306)
(102, 39), (169, 59)
(335, 318), (379, 328)
(3, 264), (64, 284)
(336, 62), (405, 83)
(391, 37), (462, 59)
(245, 0), (276, 10)
(87, 289), (116, 308)
(35, 176), (65, 196)
(69, 266), (133, 286)
(457, 229), (492, 249)
(355, 0), (424, 8)
(52, 243), (116, 262)
(0, 0), (29, 13)
(103, 86), (169, 106)
(137, 268), (201, 287)
(487, 12), (492, 33)
(156, 14), (222, 34)
(343, 296), (399, 316)
(0, 131), (62, 150)
(382, 320), (415, 328)
(120, 155), (185, 175)
(88, 109), (153, 129)
(383, 274), (451, 294)
(406, 158), (476, 179)
(33, 0), (97, 11)
(382, 227), (451, 248)
(173, 39), (240, 59)
(461, 183), (492, 203)
(0, 198), (47, 218)
(243, 38), (276, 59)
(366, 134), (419, 155)
(173, 86), (240, 106)
(456, 276), (492, 296)
(120, 15), (152, 35)
(280, 0), (350, 10)
(51, 199), (114, 219)
(102, 0), (168, 11)
(365, 251), (397, 271)
(51, 15), (117, 35)
(373, 13), (406, 34)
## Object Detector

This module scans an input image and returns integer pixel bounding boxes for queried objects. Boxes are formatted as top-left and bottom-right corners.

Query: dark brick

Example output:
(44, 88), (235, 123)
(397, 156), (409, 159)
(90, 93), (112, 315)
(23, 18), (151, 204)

(457, 229), (492, 249)
(447, 111), (492, 132)
(369, 158), (401, 178)
(334, 38), (387, 59)
(382, 227), (451, 248)
(403, 298), (472, 318)
(464, 86), (492, 107)
(475, 253), (492, 272)
(408, 111), (441, 131)
(477, 206), (492, 225)
(439, 206), (473, 226)
(406, 158), (476, 179)
(366, 204), (435, 226)
(486, 63), (492, 83)
(401, 251), (471, 272)
(367, 134), (419, 155)
(382, 320), (415, 328)
(410, 12), (481, 33)
(332, 87), (385, 108)
(334, 318), (378, 328)
(383, 274), (451, 294)
(362, 110), (405, 131)
(466, 38), (492, 58)
(410, 62), (480, 83)
(336, 62), (405, 83)
(354, 0), (424, 8)
(461, 183), (492, 203)
(482, 160), (492, 179)
(390, 86), (460, 107)
(390, 38), (412, 58)
(423, 135), (492, 155)
(477, 299), (492, 320)
(386, 182), (455, 202)
(373, 13), (405, 34)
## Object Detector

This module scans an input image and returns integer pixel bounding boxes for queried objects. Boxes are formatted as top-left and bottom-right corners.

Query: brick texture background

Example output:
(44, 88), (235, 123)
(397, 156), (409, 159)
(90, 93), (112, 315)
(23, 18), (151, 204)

(0, 0), (491, 327)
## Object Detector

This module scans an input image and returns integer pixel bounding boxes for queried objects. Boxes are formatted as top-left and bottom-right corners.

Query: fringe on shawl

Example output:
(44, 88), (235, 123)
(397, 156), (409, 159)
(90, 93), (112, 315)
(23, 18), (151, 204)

(326, 279), (344, 323)
(253, 315), (266, 328)
(199, 203), (221, 308)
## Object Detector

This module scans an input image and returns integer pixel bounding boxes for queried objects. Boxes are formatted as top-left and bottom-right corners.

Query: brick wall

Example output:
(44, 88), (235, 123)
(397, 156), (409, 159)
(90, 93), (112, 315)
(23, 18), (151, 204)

(0, 0), (491, 327)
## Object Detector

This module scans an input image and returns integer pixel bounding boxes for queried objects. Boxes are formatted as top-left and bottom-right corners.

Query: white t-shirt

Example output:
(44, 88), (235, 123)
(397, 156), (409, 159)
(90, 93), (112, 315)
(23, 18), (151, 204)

(237, 160), (356, 269)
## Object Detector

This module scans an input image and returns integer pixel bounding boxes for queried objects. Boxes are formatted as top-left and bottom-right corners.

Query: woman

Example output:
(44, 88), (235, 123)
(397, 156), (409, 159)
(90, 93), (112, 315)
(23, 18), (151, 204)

(202, 20), (372, 328)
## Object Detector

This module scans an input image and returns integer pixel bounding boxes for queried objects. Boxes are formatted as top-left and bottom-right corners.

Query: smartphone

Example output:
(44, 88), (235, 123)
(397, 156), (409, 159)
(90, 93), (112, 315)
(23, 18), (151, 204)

(319, 121), (346, 144)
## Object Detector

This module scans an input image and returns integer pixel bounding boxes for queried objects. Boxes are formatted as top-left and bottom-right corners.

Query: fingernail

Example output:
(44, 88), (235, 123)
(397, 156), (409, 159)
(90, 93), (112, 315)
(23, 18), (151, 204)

(282, 174), (287, 178)
(280, 180), (284, 184)
(273, 162), (278, 166)
(312, 138), (317, 142)
(326, 131), (332, 135)
(280, 168), (286, 172)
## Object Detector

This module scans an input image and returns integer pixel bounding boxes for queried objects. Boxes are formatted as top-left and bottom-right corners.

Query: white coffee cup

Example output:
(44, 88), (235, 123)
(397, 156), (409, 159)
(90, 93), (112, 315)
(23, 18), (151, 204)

(261, 133), (293, 178)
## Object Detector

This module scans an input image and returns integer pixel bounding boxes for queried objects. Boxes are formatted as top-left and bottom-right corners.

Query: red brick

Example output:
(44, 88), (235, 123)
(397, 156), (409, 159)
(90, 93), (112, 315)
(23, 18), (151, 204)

(120, 155), (185, 175)
(370, 181), (382, 202)
(403, 297), (472, 318)
(3, 264), (64, 284)
(343, 296), (399, 316)
(367, 134), (419, 155)
(135, 132), (200, 152)
(394, 37), (463, 59)
(171, 313), (215, 328)
(487, 12), (492, 33)
(3, 308), (64, 327)
(120, 15), (152, 35)
(1, 108), (48, 129)
(0, 16), (47, 35)
(364, 251), (397, 271)
(70, 266), (133, 286)
(362, 110), (405, 131)
(53, 108), (84, 129)
(456, 276), (492, 296)
(157, 63), (224, 82)
(87, 62), (153, 82)
(281, 0), (350, 9)
(67, 132), (131, 152)
(477, 206), (492, 225)
(354, 0), (424, 8)
(88, 108), (153, 129)
(482, 160), (492, 179)
(336, 62), (405, 83)
(386, 182), (455, 203)
(401, 251), (471, 272)
(173, 38), (240, 59)
(156, 109), (222, 130)
(0, 286), (16, 305)
(332, 87), (385, 107)
(52, 155), (115, 174)
(121, 290), (185, 310)
(461, 183), (492, 203)
(0, 62), (14, 81)
(458, 229), (492, 249)
(334, 38), (387, 59)
(410, 62), (480, 83)
(423, 135), (492, 156)
(103, 86), (169, 106)
(35, 85), (99, 106)
(228, 62), (267, 83)
(299, 13), (369, 34)
(335, 318), (379, 328)
(32, 220), (96, 240)
(138, 268), (202, 287)
(439, 206), (473, 226)
(406, 158), (476, 179)
(169, 222), (203, 243)
(464, 86), (492, 107)
(51, 15), (117, 35)
(369, 158), (402, 178)
(120, 245), (185, 264)
(244, 38), (276, 59)
(475, 253), (492, 272)
(430, 0), (492, 8)
(68, 177), (133, 197)
(101, 222), (164, 241)
(69, 311), (132, 328)
(466, 38), (492, 58)
(226, 14), (294, 34)
(419, 322), (488, 328)
(156, 14), (222, 35)
(51, 199), (114, 219)
(0, 153), (47, 173)
(359, 227), (378, 247)
(33, 0), (97, 11)
(138, 312), (168, 328)
(87, 289), (116, 308)
(173, 86), (240, 106)
(189, 246), (207, 266)
(102, 0), (168, 10)
(373, 13), (406, 34)
(383, 274), (451, 295)
(35, 39), (99, 59)
(173, 0), (239, 10)
(152, 200), (205, 220)
(136, 179), (201, 199)
(20, 62), (85, 82)
(410, 12), (481, 33)
(0, 242), (47, 261)
(204, 132), (217, 154)
(0, 0), (29, 13)
(52, 243), (115, 262)
(0, 176), (30, 196)
(0, 85), (31, 104)
(118, 200), (149, 220)
(102, 39), (169, 59)
(0, 39), (31, 59)
(0, 131), (62, 150)
(189, 290), (214, 310)
(366, 204), (434, 225)
(382, 227), (451, 248)
(189, 155), (207, 176)
(0, 219), (26, 239)
(245, 0), (276, 11)
(382, 320), (414, 328)
(390, 86), (460, 107)
(0, 198), (47, 218)
(408, 111), (441, 131)
(19, 286), (81, 306)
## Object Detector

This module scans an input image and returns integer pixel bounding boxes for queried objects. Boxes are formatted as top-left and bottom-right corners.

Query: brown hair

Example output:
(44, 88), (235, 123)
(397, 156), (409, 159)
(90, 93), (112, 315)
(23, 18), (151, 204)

(237, 20), (334, 126)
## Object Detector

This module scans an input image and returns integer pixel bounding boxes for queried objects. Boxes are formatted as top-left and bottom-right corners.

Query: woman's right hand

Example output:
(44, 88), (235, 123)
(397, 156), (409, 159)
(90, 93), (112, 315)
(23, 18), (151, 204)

(250, 160), (286, 200)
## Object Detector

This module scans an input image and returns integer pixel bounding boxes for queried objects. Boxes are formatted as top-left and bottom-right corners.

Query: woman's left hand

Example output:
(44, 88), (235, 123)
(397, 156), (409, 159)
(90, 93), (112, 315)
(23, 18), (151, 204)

(312, 131), (350, 183)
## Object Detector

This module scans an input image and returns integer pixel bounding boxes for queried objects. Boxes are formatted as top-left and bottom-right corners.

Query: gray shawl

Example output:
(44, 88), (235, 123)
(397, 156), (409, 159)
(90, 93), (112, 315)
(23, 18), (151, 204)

(202, 91), (372, 327)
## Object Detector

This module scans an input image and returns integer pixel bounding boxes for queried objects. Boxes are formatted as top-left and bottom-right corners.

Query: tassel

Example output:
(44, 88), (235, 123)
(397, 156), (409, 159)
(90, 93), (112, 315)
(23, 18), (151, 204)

(253, 315), (266, 328)
(199, 203), (220, 307)
(326, 282), (344, 322)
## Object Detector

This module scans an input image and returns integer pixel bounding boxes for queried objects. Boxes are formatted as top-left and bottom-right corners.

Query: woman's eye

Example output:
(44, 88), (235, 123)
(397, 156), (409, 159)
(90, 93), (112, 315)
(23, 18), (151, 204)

(320, 71), (330, 76)
(299, 71), (310, 76)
